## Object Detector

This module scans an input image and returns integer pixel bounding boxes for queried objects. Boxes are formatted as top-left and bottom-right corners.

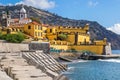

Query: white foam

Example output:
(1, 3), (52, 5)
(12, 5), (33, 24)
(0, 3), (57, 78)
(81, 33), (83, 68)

(99, 59), (120, 63)
(62, 71), (73, 74)
(72, 60), (88, 63)
(61, 60), (88, 65)
(68, 67), (75, 70)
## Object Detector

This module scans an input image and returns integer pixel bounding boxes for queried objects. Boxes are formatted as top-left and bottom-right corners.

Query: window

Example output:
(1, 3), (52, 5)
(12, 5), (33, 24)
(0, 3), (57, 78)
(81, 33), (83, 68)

(35, 26), (37, 29)
(44, 30), (47, 33)
(28, 25), (31, 29)
(21, 15), (23, 18)
(35, 32), (37, 36)
(38, 26), (42, 30)
(38, 32), (40, 36)
(50, 29), (52, 33)
(41, 33), (42, 36)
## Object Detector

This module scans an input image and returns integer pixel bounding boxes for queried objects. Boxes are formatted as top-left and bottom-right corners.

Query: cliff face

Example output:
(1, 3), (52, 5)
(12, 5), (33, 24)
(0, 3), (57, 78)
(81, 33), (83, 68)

(0, 5), (120, 49)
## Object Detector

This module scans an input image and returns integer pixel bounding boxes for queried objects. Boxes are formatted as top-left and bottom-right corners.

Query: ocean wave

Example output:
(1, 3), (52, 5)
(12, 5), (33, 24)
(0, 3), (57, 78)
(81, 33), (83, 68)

(68, 67), (75, 70)
(99, 59), (120, 63)
(61, 60), (88, 65)
(72, 60), (88, 63)
(62, 71), (73, 75)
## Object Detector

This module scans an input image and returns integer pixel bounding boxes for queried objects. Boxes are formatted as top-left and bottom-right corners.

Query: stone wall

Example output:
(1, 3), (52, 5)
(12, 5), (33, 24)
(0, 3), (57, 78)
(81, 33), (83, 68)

(29, 42), (50, 53)
(0, 42), (29, 52)
(0, 41), (50, 53)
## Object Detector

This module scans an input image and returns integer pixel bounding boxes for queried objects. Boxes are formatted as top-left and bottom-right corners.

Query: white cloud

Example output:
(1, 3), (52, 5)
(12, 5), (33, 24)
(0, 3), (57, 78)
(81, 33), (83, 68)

(107, 23), (120, 34)
(15, 0), (55, 9)
(88, 1), (98, 7)
(7, 3), (13, 6)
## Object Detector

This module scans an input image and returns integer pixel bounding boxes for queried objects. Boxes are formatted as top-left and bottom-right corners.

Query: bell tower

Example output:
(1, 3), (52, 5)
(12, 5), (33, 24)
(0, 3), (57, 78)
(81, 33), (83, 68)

(1, 11), (11, 27)
(20, 5), (27, 19)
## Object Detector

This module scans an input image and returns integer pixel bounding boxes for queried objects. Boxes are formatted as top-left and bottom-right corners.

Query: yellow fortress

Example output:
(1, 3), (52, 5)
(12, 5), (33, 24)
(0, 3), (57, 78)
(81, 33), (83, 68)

(0, 6), (111, 55)
(45, 24), (111, 55)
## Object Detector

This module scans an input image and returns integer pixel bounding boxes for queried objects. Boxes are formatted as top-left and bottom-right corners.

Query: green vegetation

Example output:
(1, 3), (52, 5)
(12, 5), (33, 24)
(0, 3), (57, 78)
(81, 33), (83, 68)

(58, 33), (68, 40)
(0, 32), (25, 43)
(30, 17), (41, 23)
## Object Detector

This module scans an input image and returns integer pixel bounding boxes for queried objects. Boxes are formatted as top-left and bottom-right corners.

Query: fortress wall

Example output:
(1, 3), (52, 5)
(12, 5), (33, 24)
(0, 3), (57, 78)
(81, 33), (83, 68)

(71, 45), (104, 55)
(51, 44), (104, 55)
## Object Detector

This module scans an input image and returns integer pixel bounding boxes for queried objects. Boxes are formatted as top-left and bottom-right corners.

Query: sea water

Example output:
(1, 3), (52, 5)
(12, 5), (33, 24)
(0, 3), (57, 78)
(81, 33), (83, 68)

(62, 50), (120, 80)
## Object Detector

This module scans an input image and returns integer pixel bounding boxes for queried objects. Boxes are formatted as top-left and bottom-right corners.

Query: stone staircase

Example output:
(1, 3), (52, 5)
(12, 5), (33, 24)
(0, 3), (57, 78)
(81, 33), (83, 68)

(22, 51), (67, 76)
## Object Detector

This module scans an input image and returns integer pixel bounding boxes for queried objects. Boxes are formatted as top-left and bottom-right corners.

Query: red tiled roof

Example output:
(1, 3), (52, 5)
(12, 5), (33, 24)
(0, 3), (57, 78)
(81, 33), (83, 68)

(22, 18), (31, 20)
(9, 24), (24, 28)
(30, 21), (40, 25)
(11, 18), (19, 22)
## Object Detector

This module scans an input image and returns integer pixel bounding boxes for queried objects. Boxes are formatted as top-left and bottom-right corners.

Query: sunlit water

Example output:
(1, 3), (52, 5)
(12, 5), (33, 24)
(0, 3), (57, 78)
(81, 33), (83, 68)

(62, 50), (120, 80)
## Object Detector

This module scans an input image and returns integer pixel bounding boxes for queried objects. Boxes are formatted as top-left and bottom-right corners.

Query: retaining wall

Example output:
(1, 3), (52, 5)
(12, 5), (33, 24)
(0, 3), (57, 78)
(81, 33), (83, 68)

(0, 42), (29, 52)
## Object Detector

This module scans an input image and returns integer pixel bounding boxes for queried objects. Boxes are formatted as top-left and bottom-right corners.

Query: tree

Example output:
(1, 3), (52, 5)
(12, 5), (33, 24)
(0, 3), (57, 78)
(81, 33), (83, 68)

(57, 33), (67, 40)
(30, 17), (41, 23)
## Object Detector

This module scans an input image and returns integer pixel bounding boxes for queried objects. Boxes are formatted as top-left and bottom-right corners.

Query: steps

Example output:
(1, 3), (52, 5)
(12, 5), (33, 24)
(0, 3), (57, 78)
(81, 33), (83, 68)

(22, 51), (67, 75)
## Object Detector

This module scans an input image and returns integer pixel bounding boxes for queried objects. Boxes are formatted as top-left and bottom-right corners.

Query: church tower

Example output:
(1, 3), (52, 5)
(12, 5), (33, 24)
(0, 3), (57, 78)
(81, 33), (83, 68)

(20, 6), (27, 19)
(1, 11), (11, 27)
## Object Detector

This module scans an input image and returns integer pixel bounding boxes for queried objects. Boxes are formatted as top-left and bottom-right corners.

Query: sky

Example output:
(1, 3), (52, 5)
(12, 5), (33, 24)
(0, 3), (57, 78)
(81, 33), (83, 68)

(0, 0), (120, 34)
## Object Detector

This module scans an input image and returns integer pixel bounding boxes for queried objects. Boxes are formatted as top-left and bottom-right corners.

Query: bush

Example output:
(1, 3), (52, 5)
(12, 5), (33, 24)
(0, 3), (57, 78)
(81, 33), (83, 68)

(30, 17), (41, 23)
(0, 32), (7, 40)
(0, 32), (25, 43)
(58, 33), (67, 40)
(0, 32), (2, 39)
(70, 48), (77, 53)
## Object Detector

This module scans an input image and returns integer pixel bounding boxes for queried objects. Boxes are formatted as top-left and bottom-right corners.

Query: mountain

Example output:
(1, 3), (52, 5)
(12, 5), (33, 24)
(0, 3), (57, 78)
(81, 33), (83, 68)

(0, 4), (120, 49)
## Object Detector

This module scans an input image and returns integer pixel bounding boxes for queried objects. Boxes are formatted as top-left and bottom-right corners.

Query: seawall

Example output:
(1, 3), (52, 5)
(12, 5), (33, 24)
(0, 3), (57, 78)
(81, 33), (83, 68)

(0, 41), (29, 52)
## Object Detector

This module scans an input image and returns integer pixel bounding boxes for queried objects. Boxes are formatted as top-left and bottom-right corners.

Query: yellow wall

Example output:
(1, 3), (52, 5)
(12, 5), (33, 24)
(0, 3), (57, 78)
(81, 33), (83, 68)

(57, 29), (87, 34)
(24, 23), (46, 39)
(78, 34), (90, 43)
(46, 27), (57, 40)
(65, 34), (90, 44)
(42, 27), (47, 38)
(94, 38), (107, 45)
(47, 35), (57, 40)
(50, 45), (70, 50)
(50, 44), (104, 55)
(46, 27), (56, 33)
(66, 34), (75, 44)
(57, 26), (89, 34)
(24, 23), (35, 37)
(71, 45), (104, 55)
